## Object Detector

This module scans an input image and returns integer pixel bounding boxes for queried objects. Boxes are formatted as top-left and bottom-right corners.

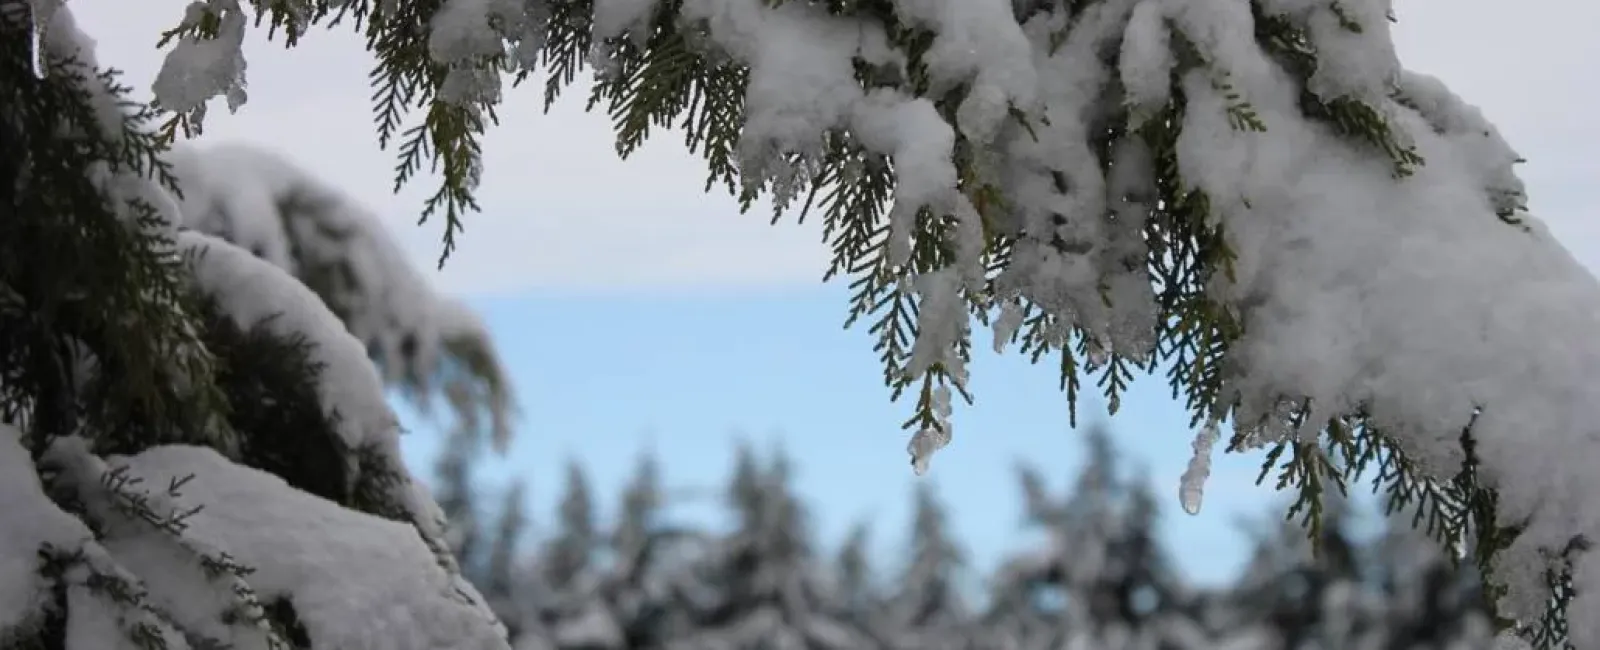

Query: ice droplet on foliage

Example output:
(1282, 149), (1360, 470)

(993, 299), (1025, 354)
(908, 385), (955, 476)
(1178, 420), (1220, 515)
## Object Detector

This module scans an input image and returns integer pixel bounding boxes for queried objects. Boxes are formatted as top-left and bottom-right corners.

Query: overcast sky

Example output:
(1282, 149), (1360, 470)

(71, 0), (1600, 294)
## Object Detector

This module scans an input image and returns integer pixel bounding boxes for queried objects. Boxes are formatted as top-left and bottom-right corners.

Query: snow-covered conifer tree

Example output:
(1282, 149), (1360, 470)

(882, 484), (972, 650)
(833, 522), (883, 632)
(0, 3), (515, 647)
(118, 0), (1600, 637)
(546, 462), (600, 593)
(1225, 491), (1506, 649)
(1371, 515), (1497, 650)
(539, 461), (625, 650)
(597, 451), (715, 650)
(984, 424), (1212, 649)
(613, 453), (664, 566)
(671, 445), (877, 650)
(436, 428), (488, 568)
(1229, 497), (1389, 649)
(482, 484), (538, 639)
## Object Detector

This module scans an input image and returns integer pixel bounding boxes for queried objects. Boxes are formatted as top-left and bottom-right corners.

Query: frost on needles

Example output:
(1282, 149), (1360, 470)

(140, 0), (1593, 644)
(1, 2), (516, 649)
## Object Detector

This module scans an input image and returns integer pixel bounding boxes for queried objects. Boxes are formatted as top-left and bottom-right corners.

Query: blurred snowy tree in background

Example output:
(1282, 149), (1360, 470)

(442, 422), (1502, 650)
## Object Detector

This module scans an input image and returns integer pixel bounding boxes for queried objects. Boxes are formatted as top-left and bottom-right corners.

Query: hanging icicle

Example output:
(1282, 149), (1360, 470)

(1178, 419), (1221, 515)
(25, 0), (50, 79)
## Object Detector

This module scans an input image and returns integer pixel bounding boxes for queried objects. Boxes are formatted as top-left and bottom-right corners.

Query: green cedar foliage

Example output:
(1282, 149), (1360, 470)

(142, 0), (1554, 641)
(0, 5), (492, 649)
(0, 1), (222, 458)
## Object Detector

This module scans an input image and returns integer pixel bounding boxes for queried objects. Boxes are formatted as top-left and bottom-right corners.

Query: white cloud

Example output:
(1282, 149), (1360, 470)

(66, 0), (1598, 295)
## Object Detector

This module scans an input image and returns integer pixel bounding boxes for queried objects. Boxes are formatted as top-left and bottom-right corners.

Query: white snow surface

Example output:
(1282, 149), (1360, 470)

(177, 229), (399, 461)
(137, 0), (1600, 641)
(0, 425), (95, 634)
(104, 442), (508, 650)
(2, 425), (509, 650)
(175, 229), (470, 554)
(165, 142), (514, 450)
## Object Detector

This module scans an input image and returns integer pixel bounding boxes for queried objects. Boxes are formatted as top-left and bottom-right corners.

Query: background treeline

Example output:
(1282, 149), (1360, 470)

(434, 424), (1495, 650)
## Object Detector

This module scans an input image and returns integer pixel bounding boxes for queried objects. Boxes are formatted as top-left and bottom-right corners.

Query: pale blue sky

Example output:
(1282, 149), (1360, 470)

(392, 287), (1346, 587)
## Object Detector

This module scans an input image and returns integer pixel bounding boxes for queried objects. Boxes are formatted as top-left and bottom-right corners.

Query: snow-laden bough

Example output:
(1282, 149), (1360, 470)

(141, 0), (1600, 641)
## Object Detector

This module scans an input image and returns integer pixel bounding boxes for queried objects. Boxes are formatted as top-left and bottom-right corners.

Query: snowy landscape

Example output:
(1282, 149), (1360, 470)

(434, 420), (1505, 650)
(2, 0), (1597, 648)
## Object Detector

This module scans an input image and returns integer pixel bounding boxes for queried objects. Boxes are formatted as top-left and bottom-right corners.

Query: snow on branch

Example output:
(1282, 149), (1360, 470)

(177, 229), (400, 462)
(174, 230), (467, 550)
(0, 424), (510, 650)
(136, 0), (1600, 643)
(166, 144), (515, 452)
(5, 4), (512, 649)
(107, 442), (508, 650)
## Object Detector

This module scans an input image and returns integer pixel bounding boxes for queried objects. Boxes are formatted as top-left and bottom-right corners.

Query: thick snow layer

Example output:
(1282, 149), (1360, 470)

(5, 427), (507, 650)
(41, 435), (280, 650)
(165, 143), (514, 450)
(104, 442), (508, 650)
(0, 425), (95, 634)
(177, 230), (399, 460)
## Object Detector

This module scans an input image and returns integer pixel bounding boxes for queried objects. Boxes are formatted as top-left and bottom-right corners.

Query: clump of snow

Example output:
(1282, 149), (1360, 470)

(152, 1), (249, 118)
(888, 0), (1037, 142)
(429, 0), (513, 105)
(31, 0), (187, 239)
(1261, 0), (1400, 103)
(1119, 0), (1173, 123)
(34, 0), (126, 141)
(5, 422), (510, 650)
(430, 0), (510, 63)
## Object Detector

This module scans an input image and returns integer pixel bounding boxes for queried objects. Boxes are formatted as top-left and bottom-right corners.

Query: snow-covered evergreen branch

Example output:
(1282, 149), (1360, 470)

(110, 0), (1600, 642)
(1, 3), (516, 647)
